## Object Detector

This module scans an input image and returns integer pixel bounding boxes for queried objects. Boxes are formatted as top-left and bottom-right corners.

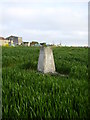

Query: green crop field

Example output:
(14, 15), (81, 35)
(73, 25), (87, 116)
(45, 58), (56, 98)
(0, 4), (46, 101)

(2, 46), (89, 119)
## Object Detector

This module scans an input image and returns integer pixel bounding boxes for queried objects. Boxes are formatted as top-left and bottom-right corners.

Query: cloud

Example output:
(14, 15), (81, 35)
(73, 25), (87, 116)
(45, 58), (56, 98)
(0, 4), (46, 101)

(1, 0), (89, 3)
(0, 0), (88, 46)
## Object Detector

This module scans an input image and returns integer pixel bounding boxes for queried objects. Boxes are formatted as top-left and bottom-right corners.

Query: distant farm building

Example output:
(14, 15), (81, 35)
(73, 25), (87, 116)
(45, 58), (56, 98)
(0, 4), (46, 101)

(40, 43), (46, 46)
(22, 41), (40, 47)
(22, 42), (30, 46)
(0, 37), (9, 46)
(6, 35), (22, 46)
(30, 41), (39, 46)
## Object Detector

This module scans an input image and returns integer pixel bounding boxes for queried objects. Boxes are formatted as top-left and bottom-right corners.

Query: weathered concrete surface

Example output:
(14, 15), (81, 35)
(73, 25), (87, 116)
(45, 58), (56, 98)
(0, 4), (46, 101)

(37, 47), (55, 73)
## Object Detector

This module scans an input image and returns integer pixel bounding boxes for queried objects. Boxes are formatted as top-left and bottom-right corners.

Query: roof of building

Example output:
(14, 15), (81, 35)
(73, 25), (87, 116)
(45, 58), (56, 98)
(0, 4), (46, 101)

(6, 35), (18, 39)
(40, 43), (46, 45)
(6, 35), (22, 40)
(0, 37), (6, 40)
(31, 41), (38, 44)
(23, 42), (29, 43)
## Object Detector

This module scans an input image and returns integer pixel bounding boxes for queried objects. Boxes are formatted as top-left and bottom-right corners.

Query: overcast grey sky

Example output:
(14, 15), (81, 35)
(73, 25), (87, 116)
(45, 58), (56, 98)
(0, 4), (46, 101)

(0, 0), (88, 46)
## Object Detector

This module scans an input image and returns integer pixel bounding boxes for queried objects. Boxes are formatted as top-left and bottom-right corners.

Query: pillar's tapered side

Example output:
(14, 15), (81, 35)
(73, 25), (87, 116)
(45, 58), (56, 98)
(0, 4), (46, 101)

(37, 47), (55, 73)
(37, 47), (45, 72)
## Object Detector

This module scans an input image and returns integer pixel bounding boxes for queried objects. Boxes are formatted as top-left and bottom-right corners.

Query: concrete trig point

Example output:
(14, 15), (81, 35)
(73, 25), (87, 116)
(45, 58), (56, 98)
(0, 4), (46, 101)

(37, 46), (55, 73)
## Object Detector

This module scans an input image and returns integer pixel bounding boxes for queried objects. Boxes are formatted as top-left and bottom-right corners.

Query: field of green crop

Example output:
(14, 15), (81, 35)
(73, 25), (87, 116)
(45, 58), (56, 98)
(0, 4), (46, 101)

(2, 46), (89, 119)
